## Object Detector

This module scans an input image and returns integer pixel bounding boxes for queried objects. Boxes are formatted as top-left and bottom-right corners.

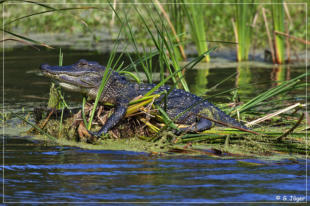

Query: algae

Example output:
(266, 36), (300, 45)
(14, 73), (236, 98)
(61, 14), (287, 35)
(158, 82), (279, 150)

(23, 82), (307, 159)
(26, 100), (307, 160)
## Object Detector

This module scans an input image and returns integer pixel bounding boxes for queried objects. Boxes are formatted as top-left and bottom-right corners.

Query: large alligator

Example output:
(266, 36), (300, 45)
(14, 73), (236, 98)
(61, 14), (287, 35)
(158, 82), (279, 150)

(40, 59), (248, 136)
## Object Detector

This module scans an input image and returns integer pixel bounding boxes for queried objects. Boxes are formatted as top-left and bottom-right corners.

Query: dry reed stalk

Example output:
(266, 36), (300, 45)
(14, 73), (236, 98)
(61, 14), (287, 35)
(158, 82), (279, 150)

(262, 7), (276, 63)
(231, 18), (239, 61)
(274, 31), (310, 45)
(154, 0), (187, 60)
(246, 103), (301, 127)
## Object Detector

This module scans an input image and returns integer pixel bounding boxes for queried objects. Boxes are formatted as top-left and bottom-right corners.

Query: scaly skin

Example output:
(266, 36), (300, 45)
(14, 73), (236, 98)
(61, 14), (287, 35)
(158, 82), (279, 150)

(40, 59), (248, 136)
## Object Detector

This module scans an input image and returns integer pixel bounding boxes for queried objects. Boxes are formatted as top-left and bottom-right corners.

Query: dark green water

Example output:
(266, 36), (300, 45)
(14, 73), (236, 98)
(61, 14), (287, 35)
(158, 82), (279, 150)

(1, 46), (308, 203)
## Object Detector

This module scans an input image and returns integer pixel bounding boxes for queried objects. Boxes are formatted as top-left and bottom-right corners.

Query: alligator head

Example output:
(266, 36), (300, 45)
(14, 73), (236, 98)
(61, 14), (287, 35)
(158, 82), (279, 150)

(40, 59), (105, 94)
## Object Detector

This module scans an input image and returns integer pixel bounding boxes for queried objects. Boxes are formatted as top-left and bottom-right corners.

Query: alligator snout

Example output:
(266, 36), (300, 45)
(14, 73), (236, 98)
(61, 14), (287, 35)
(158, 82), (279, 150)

(40, 64), (50, 70)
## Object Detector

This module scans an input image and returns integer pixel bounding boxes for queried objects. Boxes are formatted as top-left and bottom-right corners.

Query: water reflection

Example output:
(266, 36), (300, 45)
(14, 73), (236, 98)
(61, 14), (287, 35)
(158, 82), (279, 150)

(187, 66), (210, 96)
(271, 65), (291, 86)
(236, 65), (255, 98)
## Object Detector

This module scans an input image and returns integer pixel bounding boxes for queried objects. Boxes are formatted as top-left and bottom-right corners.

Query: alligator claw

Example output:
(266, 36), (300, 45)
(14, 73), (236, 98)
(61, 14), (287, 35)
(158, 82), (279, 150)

(87, 130), (101, 137)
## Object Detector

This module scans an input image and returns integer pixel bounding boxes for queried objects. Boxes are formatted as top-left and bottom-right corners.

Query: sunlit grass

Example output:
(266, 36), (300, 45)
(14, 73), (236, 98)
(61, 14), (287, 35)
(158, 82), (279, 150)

(183, 0), (210, 62)
(271, 0), (285, 64)
(234, 0), (255, 61)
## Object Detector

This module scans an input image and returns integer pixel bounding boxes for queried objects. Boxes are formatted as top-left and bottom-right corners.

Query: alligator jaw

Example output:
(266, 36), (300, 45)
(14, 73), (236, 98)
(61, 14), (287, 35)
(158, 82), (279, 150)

(59, 82), (84, 92)
(40, 61), (104, 93)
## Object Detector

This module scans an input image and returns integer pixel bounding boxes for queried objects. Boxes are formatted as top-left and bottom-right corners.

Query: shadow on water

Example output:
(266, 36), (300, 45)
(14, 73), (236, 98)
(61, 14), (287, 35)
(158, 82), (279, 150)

(1, 47), (308, 203)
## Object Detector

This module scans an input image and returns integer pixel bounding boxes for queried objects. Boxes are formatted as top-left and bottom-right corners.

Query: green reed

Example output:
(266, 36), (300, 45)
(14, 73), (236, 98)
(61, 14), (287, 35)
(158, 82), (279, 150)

(233, 72), (307, 114)
(166, 0), (187, 61)
(86, 25), (124, 130)
(234, 0), (255, 61)
(271, 0), (285, 64)
(134, 5), (189, 91)
(183, 0), (210, 62)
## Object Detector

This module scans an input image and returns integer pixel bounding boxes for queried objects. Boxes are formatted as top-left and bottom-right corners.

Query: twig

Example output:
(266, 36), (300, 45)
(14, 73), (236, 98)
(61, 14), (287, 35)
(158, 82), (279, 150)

(277, 112), (304, 141)
(1, 38), (40, 51)
(274, 31), (310, 45)
(14, 113), (57, 141)
(246, 103), (301, 127)
(40, 109), (55, 129)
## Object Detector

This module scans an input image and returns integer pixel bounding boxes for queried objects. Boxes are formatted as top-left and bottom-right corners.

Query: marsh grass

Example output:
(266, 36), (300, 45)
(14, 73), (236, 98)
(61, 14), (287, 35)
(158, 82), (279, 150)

(183, 0), (210, 62)
(271, 0), (285, 64)
(86, 26), (124, 130)
(129, 4), (190, 91)
(232, 72), (307, 115)
(155, 0), (186, 61)
(234, 1), (255, 61)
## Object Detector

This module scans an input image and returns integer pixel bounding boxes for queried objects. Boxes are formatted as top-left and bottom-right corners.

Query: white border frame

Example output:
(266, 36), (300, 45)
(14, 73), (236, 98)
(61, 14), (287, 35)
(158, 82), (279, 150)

(2, 1), (308, 204)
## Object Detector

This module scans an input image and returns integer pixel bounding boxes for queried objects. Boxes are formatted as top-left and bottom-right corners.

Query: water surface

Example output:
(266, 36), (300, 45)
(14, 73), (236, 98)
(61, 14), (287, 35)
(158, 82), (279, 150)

(2, 136), (308, 203)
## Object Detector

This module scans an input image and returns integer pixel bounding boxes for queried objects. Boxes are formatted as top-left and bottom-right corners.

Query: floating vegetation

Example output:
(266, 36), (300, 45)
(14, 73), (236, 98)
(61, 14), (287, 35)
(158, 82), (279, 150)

(24, 75), (307, 159)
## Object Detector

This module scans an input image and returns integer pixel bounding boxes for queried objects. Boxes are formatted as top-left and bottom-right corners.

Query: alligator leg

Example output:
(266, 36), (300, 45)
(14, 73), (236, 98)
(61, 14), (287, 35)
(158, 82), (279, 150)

(89, 103), (127, 137)
(179, 118), (214, 133)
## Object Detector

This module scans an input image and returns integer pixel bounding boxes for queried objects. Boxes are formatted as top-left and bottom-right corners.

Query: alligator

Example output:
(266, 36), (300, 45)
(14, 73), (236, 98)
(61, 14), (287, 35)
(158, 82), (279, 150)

(40, 59), (248, 136)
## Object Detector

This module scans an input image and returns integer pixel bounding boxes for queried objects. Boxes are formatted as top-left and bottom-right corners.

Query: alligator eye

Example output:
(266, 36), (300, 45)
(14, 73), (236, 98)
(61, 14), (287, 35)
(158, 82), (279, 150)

(78, 59), (88, 66)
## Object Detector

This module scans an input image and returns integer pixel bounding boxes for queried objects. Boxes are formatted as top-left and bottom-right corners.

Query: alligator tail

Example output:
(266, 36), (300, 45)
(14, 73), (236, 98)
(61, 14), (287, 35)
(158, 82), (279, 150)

(200, 102), (249, 130)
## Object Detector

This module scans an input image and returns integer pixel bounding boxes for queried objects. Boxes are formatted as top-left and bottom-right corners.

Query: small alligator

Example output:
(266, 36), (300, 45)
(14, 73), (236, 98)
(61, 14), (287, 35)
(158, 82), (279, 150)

(40, 59), (248, 136)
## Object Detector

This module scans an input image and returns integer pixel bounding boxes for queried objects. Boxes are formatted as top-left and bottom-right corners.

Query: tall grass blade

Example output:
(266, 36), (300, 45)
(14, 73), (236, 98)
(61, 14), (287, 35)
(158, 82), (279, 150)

(271, 0), (285, 64)
(133, 5), (185, 89)
(155, 0), (187, 60)
(235, 0), (255, 61)
(0, 28), (52, 48)
(86, 25), (124, 130)
(4, 7), (101, 26)
(183, 0), (209, 62)
(110, 3), (154, 83)
(144, 47), (216, 97)
(14, 113), (57, 141)
(234, 72), (307, 114)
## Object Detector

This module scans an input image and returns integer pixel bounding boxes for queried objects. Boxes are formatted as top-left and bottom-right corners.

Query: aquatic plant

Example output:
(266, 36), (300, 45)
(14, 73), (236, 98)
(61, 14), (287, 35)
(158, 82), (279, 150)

(271, 0), (285, 64)
(232, 72), (307, 114)
(182, 0), (210, 62)
(233, 0), (256, 61)
(86, 27), (124, 130)
(155, 0), (187, 61)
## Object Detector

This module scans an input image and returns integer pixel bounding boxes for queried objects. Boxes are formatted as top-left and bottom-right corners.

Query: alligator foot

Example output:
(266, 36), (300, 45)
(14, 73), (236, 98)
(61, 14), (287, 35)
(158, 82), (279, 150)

(175, 118), (213, 134)
(88, 127), (108, 137)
